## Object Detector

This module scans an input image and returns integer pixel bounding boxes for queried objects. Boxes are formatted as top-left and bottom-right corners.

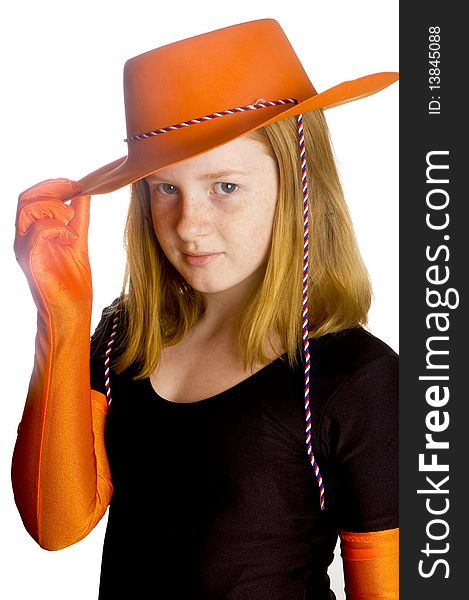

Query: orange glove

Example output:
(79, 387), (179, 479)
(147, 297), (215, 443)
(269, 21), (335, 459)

(340, 528), (399, 599)
(12, 178), (113, 550)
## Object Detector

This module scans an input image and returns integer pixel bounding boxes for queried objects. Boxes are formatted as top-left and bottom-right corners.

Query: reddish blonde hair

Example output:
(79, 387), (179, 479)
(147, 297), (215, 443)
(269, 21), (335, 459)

(115, 110), (372, 378)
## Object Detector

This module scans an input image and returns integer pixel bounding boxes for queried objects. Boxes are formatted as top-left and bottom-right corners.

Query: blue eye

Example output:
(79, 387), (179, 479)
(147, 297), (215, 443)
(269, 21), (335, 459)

(156, 183), (178, 195)
(214, 182), (238, 194)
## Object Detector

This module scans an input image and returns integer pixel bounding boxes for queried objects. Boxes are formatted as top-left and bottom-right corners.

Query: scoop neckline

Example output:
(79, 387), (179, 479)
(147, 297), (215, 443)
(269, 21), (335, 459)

(144, 353), (288, 406)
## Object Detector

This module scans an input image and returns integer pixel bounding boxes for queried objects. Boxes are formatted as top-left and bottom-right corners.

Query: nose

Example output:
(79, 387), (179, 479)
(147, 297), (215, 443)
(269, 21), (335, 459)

(175, 191), (213, 242)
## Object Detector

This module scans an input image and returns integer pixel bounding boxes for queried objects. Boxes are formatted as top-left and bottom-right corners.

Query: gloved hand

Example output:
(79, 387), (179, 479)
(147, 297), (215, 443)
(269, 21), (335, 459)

(12, 178), (113, 550)
(14, 178), (92, 315)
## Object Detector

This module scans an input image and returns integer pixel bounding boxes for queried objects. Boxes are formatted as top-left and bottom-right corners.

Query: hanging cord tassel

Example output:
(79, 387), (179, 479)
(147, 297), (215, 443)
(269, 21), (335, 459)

(297, 113), (325, 510)
(104, 311), (119, 406)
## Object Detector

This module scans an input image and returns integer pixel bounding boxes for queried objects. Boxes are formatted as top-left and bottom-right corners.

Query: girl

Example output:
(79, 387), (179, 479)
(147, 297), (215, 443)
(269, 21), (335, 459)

(12, 19), (399, 599)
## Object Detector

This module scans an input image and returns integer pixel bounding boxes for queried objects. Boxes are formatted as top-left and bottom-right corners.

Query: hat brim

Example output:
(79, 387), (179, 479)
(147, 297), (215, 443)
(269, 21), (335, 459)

(74, 71), (398, 199)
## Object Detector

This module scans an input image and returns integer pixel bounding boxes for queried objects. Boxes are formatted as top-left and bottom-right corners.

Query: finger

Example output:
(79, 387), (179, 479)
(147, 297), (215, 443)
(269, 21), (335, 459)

(14, 218), (78, 264)
(16, 198), (76, 236)
(35, 223), (78, 246)
(67, 195), (91, 244)
(18, 178), (83, 204)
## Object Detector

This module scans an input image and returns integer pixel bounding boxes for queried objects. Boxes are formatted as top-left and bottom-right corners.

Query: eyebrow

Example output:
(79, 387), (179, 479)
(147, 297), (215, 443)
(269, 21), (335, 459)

(147, 169), (251, 183)
(197, 170), (251, 181)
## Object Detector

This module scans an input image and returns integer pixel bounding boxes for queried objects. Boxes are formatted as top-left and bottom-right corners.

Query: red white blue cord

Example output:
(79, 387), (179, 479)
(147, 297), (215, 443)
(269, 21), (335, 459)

(104, 312), (119, 406)
(297, 113), (325, 510)
(124, 98), (298, 142)
(116, 98), (326, 508)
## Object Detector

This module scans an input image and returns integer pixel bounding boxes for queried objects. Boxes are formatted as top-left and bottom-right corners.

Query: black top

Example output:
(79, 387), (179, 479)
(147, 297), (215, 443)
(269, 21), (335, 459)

(90, 307), (398, 600)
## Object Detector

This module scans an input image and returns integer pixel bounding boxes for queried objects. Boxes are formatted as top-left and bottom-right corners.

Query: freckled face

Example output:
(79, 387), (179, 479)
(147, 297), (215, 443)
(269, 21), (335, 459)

(147, 136), (278, 296)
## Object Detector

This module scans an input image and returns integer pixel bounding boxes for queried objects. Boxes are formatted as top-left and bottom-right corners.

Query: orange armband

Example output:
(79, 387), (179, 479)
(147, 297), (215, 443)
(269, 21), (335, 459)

(339, 528), (399, 599)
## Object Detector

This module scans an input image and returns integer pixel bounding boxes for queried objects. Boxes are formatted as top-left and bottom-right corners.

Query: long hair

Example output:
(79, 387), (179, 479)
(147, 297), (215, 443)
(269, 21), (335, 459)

(114, 110), (372, 378)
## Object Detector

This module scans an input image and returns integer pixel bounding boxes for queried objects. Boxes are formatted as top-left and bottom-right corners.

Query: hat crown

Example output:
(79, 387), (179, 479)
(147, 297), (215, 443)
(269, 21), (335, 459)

(123, 19), (316, 138)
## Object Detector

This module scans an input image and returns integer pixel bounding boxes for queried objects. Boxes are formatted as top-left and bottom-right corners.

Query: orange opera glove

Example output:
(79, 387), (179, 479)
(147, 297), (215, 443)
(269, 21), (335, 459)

(12, 178), (113, 550)
(339, 528), (399, 599)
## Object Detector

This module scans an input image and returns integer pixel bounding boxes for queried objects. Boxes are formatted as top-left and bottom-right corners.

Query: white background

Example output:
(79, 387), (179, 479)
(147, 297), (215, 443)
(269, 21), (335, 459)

(0, 1), (398, 598)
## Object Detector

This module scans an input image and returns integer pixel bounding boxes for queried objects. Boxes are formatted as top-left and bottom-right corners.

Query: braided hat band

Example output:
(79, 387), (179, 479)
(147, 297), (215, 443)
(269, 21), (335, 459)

(124, 98), (299, 142)
(105, 98), (325, 511)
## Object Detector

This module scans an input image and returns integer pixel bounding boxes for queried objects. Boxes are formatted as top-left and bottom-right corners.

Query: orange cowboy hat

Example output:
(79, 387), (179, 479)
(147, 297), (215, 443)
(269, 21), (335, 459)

(76, 18), (398, 197)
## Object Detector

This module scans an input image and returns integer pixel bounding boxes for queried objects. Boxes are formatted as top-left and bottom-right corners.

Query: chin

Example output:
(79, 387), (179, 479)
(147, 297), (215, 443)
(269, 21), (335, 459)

(179, 271), (238, 294)
(185, 280), (234, 295)
(180, 265), (265, 297)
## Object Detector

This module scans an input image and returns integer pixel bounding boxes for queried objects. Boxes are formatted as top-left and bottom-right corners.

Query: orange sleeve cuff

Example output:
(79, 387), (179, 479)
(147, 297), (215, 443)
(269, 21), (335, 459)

(339, 528), (399, 599)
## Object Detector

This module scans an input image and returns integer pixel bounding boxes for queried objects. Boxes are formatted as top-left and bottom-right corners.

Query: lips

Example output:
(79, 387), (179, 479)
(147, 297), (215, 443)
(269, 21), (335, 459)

(182, 252), (222, 266)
